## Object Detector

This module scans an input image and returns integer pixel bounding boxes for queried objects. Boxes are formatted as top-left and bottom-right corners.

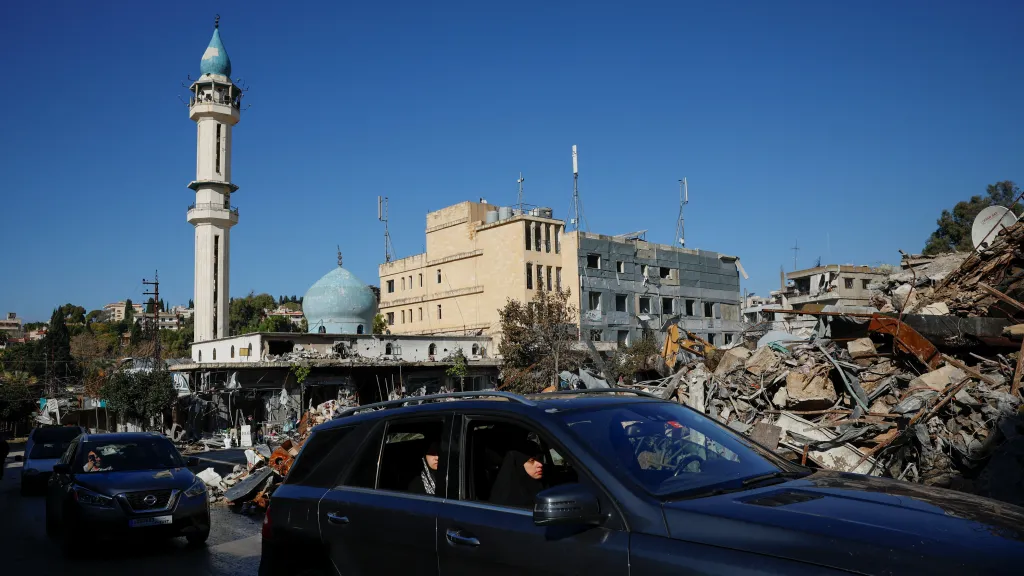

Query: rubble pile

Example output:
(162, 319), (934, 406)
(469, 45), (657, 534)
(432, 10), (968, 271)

(640, 331), (1023, 503)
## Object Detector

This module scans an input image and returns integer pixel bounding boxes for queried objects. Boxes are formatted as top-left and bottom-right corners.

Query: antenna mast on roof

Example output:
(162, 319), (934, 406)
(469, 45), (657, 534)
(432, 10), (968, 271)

(674, 178), (688, 247)
(378, 196), (394, 263)
(570, 145), (586, 231)
(517, 172), (525, 215)
(791, 239), (800, 271)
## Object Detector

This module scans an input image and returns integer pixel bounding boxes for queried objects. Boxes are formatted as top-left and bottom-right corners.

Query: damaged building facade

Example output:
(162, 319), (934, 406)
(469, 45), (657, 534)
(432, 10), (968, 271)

(378, 200), (745, 346)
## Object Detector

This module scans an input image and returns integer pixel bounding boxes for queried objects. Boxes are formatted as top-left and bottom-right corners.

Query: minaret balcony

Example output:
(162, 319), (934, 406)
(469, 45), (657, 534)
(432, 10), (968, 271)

(187, 203), (239, 225)
(189, 99), (240, 124)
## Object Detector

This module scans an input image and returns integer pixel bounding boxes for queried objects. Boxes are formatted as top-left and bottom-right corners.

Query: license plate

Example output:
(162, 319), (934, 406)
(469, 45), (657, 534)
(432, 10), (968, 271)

(129, 515), (173, 528)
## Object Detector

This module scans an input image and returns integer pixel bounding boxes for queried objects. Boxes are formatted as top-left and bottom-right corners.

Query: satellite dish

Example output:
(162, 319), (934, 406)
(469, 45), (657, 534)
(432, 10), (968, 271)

(971, 206), (1018, 249)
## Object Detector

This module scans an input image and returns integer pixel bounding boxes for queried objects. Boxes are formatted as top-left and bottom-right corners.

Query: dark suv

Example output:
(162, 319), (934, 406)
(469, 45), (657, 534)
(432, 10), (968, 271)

(259, 390), (1024, 576)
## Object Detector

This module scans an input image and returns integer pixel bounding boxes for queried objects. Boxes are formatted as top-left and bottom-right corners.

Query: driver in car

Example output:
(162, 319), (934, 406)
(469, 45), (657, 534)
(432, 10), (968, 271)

(83, 451), (111, 472)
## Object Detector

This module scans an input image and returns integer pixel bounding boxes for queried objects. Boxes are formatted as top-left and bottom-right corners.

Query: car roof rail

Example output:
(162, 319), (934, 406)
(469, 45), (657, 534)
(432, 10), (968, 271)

(532, 388), (664, 399)
(336, 390), (536, 418)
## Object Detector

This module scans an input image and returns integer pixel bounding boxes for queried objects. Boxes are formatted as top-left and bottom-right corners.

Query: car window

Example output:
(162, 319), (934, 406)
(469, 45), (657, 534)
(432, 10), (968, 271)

(557, 402), (786, 498)
(378, 419), (445, 496)
(30, 441), (73, 459)
(61, 440), (79, 465)
(76, 439), (184, 472)
(31, 427), (82, 444)
(285, 425), (358, 487)
(462, 418), (578, 509)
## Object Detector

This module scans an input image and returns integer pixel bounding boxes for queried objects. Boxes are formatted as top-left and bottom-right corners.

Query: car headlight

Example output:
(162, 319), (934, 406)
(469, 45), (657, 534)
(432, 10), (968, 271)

(184, 477), (207, 498)
(73, 486), (115, 508)
(24, 468), (39, 476)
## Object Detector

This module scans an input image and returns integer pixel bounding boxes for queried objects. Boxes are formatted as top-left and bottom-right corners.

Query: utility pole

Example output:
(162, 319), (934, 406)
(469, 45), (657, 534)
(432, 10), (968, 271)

(143, 270), (161, 363)
(675, 178), (689, 247)
(791, 240), (800, 271)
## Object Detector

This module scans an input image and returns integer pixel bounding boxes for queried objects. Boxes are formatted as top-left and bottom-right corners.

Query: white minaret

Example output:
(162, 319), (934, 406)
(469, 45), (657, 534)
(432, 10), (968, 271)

(187, 17), (242, 342)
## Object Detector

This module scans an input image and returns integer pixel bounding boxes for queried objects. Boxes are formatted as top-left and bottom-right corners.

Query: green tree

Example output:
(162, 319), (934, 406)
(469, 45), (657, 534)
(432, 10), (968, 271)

(44, 307), (79, 380)
(255, 315), (299, 333)
(923, 181), (1023, 255)
(161, 317), (194, 359)
(188, 298), (194, 309)
(372, 313), (388, 335)
(229, 292), (277, 335)
(85, 309), (104, 325)
(281, 301), (302, 312)
(0, 373), (37, 420)
(100, 369), (177, 429)
(498, 288), (584, 393)
(445, 348), (469, 391)
(124, 299), (135, 326)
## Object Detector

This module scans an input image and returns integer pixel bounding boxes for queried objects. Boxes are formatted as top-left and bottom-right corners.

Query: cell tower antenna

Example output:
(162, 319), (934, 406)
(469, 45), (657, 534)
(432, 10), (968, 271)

(517, 172), (525, 214)
(674, 178), (689, 246)
(378, 196), (394, 263)
(791, 239), (800, 271)
(569, 145), (586, 231)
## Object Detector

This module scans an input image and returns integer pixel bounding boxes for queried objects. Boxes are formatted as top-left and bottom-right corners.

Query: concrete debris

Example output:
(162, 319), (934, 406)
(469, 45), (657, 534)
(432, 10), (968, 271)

(744, 346), (780, 377)
(714, 347), (750, 377)
(909, 365), (966, 392)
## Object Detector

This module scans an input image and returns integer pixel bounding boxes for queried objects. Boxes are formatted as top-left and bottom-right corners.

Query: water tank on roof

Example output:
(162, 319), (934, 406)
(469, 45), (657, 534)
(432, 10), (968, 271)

(498, 206), (513, 220)
(537, 207), (553, 219)
(485, 210), (499, 224)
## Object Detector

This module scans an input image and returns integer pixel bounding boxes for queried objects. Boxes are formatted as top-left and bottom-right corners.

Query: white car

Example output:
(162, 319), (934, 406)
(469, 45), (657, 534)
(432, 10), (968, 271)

(19, 426), (86, 495)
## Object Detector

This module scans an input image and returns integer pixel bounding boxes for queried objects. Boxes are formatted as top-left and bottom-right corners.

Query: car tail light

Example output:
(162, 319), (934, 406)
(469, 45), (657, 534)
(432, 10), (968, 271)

(262, 503), (272, 540)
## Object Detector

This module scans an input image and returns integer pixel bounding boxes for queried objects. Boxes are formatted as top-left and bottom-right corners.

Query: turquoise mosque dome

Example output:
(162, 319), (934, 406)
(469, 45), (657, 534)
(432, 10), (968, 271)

(302, 254), (377, 334)
(200, 23), (232, 78)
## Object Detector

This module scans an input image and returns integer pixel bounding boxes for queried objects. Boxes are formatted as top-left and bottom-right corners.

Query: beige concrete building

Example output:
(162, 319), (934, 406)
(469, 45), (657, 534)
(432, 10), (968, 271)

(379, 201), (566, 336)
(784, 265), (884, 310)
(103, 301), (145, 322)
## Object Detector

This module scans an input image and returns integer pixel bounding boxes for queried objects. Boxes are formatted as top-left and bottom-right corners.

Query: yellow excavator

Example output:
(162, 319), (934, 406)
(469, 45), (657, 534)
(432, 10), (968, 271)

(661, 323), (716, 370)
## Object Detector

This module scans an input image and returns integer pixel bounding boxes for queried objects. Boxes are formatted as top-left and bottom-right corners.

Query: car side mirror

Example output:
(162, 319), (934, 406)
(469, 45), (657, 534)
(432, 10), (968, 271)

(14, 455), (23, 462)
(186, 456), (200, 467)
(52, 463), (72, 475)
(533, 483), (605, 527)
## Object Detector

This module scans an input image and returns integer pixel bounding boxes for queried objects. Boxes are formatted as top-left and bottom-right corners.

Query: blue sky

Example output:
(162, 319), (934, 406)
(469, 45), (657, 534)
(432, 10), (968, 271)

(2, 1), (1022, 322)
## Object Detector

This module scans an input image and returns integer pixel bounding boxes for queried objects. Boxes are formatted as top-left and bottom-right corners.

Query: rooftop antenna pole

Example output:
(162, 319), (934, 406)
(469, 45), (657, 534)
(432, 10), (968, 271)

(570, 145), (583, 231)
(517, 172), (525, 215)
(791, 239), (800, 271)
(378, 196), (394, 263)
(675, 177), (689, 247)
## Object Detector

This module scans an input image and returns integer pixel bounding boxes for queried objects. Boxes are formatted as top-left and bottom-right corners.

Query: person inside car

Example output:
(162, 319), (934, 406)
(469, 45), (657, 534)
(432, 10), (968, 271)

(489, 445), (544, 508)
(82, 450), (110, 472)
(408, 441), (439, 496)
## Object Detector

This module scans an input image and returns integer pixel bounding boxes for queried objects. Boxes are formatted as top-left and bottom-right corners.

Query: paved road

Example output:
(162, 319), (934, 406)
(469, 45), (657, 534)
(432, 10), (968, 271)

(0, 445), (264, 576)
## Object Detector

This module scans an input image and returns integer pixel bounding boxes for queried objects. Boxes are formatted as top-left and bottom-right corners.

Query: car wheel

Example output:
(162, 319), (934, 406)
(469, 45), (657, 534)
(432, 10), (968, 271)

(186, 529), (210, 547)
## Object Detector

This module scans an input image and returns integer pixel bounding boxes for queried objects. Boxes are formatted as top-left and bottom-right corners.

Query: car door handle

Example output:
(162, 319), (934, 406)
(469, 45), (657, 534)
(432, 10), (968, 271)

(326, 512), (350, 525)
(446, 529), (480, 547)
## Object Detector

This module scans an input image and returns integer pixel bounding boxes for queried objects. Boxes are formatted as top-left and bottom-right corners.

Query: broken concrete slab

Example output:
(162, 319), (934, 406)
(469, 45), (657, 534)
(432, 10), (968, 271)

(775, 412), (881, 476)
(714, 347), (751, 377)
(1002, 324), (1024, 339)
(744, 346), (780, 377)
(785, 364), (837, 410)
(847, 338), (876, 359)
(909, 364), (966, 392)
(918, 302), (950, 316)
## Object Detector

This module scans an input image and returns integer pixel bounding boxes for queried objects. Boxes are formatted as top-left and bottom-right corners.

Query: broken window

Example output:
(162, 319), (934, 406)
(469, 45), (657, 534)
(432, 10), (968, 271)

(471, 344), (479, 355)
(357, 325), (364, 334)
(526, 263), (533, 289)
(617, 330), (629, 347)
(844, 278), (854, 289)
(385, 343), (393, 355)
(555, 226), (561, 254)
(590, 330), (602, 342)
(428, 343), (437, 356)
(662, 297), (674, 314)
(707, 333), (717, 346)
(862, 279), (870, 290)
(685, 299), (695, 316)
(437, 304), (442, 320)
(616, 261), (624, 273)
(525, 221), (531, 251)
(437, 269), (442, 284)
(588, 291), (601, 311)
(387, 312), (395, 325)
(556, 267), (562, 290)
(660, 267), (672, 279)
(546, 266), (552, 291)
(724, 333), (733, 344)
(587, 254), (601, 269)
(387, 280), (395, 293)
(639, 297), (651, 314)
(641, 264), (649, 277)
(615, 294), (627, 312)
(703, 302), (714, 317)
(545, 224), (551, 253)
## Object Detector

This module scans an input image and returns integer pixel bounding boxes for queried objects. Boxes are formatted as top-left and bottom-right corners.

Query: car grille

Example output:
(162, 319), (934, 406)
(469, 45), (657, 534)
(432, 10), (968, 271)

(123, 489), (174, 511)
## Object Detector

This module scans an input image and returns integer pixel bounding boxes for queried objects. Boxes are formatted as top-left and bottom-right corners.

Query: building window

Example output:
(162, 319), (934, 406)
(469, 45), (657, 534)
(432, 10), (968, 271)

(534, 223), (542, 251)
(588, 291), (601, 311)
(215, 123), (222, 174)
(556, 267), (562, 290)
(319, 325), (326, 334)
(537, 264), (543, 291)
(862, 279), (870, 290)
(198, 350), (202, 362)
(387, 312), (395, 325)
(418, 307), (423, 321)
(472, 344), (479, 355)
(525, 221), (531, 251)
(555, 226), (561, 253)
(526, 263), (533, 289)
(617, 330), (629, 347)
(385, 343), (393, 355)
(708, 333), (718, 346)
(401, 310), (405, 324)
(409, 276), (413, 290)
(544, 224), (551, 253)
(437, 269), (442, 284)
(247, 344), (253, 357)
(401, 277), (406, 290)
(587, 254), (601, 269)
(615, 294), (627, 312)
(230, 345), (235, 358)
(845, 278), (854, 289)
(662, 298), (674, 314)
(546, 266), (552, 291)
(419, 273), (423, 287)
(685, 299), (695, 316)
(437, 304), (442, 320)
(387, 280), (395, 293)
(660, 267), (672, 279)
(641, 264), (649, 277)
(357, 324), (364, 334)
(639, 297), (651, 314)
(409, 309), (413, 324)
(212, 348), (217, 360)
(428, 343), (437, 356)
(703, 302), (714, 317)
(724, 333), (734, 344)
(589, 330), (602, 342)
(616, 261), (624, 273)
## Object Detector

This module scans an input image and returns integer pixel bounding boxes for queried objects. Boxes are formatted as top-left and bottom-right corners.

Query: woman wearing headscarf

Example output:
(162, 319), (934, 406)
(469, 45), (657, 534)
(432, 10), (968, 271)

(489, 446), (545, 508)
(408, 441), (440, 496)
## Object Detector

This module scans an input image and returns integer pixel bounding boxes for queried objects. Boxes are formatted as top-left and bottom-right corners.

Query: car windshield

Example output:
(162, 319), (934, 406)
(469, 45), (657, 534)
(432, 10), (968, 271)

(30, 441), (72, 459)
(32, 427), (81, 443)
(75, 439), (184, 473)
(558, 402), (797, 498)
